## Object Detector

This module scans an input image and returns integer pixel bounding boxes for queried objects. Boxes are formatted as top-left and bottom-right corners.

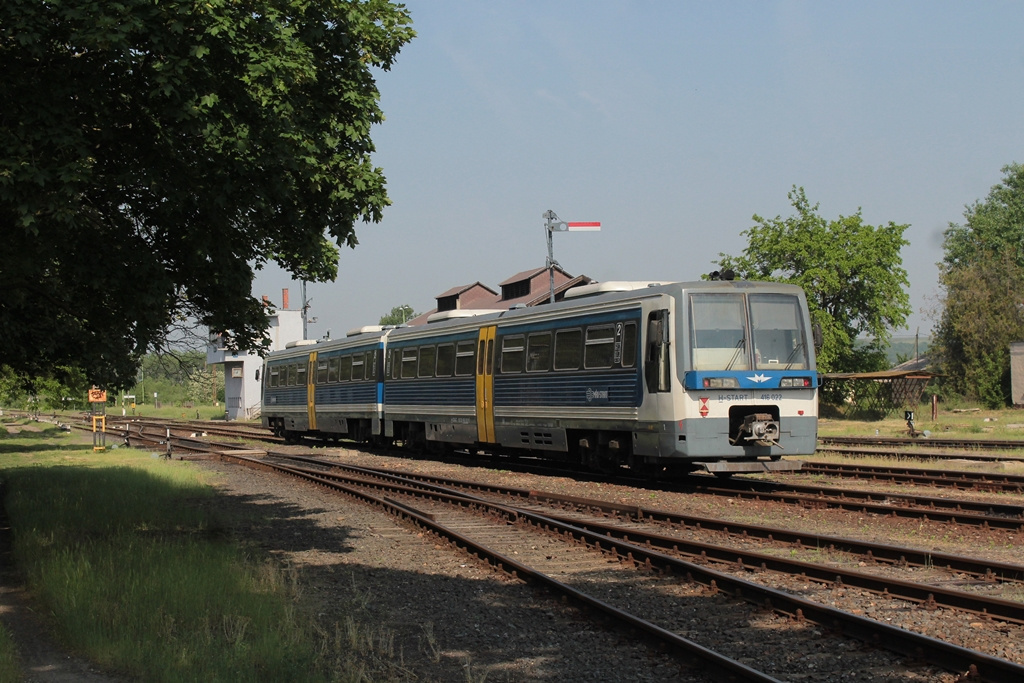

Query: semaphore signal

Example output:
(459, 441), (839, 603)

(543, 210), (601, 303)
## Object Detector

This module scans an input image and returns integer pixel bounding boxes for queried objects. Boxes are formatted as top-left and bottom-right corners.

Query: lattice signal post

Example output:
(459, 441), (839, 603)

(88, 388), (107, 451)
(543, 210), (601, 304)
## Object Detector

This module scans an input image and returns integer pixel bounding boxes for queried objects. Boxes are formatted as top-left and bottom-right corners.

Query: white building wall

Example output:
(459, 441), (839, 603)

(207, 306), (305, 420)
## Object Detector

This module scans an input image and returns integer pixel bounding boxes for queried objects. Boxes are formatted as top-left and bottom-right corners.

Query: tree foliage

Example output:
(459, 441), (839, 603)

(0, 363), (90, 411)
(934, 163), (1024, 407)
(379, 304), (417, 326)
(0, 0), (414, 390)
(715, 187), (911, 375)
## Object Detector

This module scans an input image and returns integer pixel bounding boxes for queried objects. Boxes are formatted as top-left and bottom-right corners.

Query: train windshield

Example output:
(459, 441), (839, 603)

(690, 292), (809, 371)
(748, 293), (809, 370)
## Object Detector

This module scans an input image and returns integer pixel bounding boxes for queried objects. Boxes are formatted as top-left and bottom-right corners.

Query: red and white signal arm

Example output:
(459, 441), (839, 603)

(88, 389), (107, 403)
(566, 221), (601, 231)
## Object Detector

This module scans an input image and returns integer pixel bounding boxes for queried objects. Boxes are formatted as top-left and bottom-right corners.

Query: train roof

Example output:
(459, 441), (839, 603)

(263, 279), (809, 357)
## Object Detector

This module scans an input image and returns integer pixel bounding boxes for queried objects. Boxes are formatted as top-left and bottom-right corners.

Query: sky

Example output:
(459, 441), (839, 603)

(253, 1), (1024, 341)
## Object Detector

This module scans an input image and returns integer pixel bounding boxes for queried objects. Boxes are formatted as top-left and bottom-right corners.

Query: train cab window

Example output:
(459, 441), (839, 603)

(500, 335), (525, 374)
(749, 293), (809, 370)
(317, 359), (329, 384)
(401, 348), (418, 379)
(418, 345), (436, 378)
(621, 322), (638, 368)
(526, 332), (552, 372)
(436, 344), (455, 377)
(584, 325), (616, 369)
(690, 294), (750, 371)
(645, 311), (671, 392)
(351, 353), (365, 381)
(554, 328), (582, 370)
(455, 340), (476, 376)
(327, 357), (339, 383)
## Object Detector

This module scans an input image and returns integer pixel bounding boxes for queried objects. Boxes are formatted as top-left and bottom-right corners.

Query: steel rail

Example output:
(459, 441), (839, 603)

(228, 451), (1024, 683)
(816, 445), (1024, 464)
(820, 435), (1024, 451)
(260, 457), (1024, 624)
(799, 461), (1024, 493)
(263, 453), (1024, 584)
(220, 451), (783, 683)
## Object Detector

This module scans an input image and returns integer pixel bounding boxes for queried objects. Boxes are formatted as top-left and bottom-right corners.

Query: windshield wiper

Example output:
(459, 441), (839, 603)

(726, 338), (746, 371)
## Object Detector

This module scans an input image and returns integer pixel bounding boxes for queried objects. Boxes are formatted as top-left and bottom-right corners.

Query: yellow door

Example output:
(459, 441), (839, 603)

(307, 352), (317, 431)
(475, 326), (496, 443)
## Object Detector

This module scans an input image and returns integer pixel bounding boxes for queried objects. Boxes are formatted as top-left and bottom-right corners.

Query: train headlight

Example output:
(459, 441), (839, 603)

(702, 377), (740, 389)
(780, 377), (812, 388)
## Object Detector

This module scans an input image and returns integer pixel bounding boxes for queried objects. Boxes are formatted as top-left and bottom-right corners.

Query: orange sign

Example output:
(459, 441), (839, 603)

(88, 389), (107, 403)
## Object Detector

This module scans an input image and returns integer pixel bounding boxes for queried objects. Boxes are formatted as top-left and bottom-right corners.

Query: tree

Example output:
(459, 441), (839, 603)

(0, 0), (415, 390)
(379, 304), (417, 326)
(934, 164), (1024, 407)
(715, 187), (911, 375)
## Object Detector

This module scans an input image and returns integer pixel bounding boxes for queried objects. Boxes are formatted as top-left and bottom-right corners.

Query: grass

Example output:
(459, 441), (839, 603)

(817, 403), (1024, 441)
(0, 419), (348, 682)
(0, 626), (21, 683)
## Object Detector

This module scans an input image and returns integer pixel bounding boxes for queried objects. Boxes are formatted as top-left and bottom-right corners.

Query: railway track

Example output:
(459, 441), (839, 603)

(816, 444), (1024, 464)
(114, 419), (1024, 531)
(798, 460), (1024, 493)
(689, 477), (1024, 531)
(820, 434), (1024, 452)
(123, 428), (1024, 681)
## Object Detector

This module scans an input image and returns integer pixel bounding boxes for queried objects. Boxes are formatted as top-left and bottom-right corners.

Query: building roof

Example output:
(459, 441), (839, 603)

(435, 282), (498, 299)
(406, 265), (591, 326)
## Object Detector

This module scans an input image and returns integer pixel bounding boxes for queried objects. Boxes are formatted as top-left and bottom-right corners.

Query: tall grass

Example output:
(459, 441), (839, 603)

(1, 432), (333, 682)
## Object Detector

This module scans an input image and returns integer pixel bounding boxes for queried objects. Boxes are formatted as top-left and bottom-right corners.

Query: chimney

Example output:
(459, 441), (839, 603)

(282, 288), (290, 310)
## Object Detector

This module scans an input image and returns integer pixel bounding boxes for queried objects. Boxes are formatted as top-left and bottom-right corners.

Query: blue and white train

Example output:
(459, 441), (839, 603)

(261, 278), (819, 475)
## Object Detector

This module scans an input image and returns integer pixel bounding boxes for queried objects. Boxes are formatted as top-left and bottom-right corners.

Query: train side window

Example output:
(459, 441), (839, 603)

(584, 325), (615, 369)
(351, 353), (364, 381)
(338, 355), (352, 382)
(621, 322), (637, 368)
(418, 345), (436, 378)
(286, 364), (296, 386)
(296, 362), (307, 386)
(269, 367), (279, 388)
(554, 328), (582, 370)
(327, 357), (339, 383)
(456, 340), (476, 376)
(526, 332), (552, 372)
(436, 344), (455, 377)
(388, 349), (400, 380)
(402, 348), (418, 379)
(500, 335), (525, 374)
(645, 310), (671, 392)
(317, 359), (328, 384)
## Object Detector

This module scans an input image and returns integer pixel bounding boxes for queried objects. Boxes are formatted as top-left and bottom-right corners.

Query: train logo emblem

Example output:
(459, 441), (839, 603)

(747, 373), (770, 383)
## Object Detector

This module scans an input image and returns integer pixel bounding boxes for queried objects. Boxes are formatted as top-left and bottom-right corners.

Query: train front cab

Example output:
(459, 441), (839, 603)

(634, 282), (818, 474)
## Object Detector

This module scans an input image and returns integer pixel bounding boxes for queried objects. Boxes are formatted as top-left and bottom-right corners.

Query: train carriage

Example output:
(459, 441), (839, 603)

(263, 330), (387, 443)
(262, 277), (819, 475)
